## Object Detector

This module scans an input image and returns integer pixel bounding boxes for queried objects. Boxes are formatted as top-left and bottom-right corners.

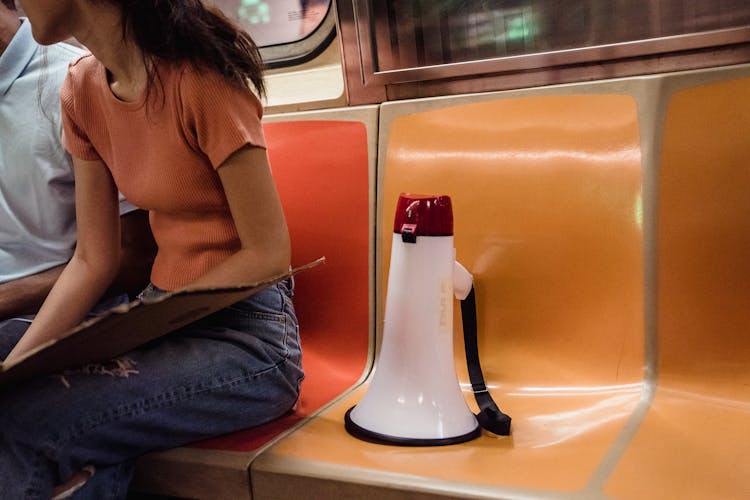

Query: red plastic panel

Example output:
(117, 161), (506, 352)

(192, 120), (371, 451)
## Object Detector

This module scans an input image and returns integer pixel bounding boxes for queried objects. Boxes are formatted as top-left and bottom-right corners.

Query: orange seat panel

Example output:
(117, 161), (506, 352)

(605, 77), (750, 500)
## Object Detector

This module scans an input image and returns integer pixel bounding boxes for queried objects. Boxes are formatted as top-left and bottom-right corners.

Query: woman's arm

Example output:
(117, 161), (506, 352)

(4, 157), (122, 364)
(184, 145), (291, 290)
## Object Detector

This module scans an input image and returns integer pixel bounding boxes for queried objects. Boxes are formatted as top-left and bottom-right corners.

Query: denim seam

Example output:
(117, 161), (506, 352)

(107, 462), (131, 500)
(226, 309), (285, 323)
(23, 451), (48, 500)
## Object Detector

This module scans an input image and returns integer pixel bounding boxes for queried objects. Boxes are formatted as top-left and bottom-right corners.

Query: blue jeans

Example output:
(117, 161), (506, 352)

(0, 280), (303, 499)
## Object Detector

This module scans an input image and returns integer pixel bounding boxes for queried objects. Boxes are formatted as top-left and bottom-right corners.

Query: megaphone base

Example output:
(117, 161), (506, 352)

(344, 407), (482, 447)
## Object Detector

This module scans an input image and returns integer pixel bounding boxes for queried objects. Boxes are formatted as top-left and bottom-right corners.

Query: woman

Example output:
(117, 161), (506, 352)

(0, 1), (303, 497)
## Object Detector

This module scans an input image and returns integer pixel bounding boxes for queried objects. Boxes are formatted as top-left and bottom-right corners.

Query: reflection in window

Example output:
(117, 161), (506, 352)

(370, 0), (750, 72)
(210, 0), (331, 47)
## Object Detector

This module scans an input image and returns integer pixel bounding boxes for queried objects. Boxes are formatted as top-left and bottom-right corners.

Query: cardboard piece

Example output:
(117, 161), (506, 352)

(0, 258), (325, 389)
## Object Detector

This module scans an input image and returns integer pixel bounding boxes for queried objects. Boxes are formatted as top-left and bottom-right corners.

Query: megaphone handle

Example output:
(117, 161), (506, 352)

(460, 286), (512, 436)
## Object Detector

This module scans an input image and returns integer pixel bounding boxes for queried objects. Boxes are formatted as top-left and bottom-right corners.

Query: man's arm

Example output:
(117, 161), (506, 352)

(0, 265), (65, 319)
(107, 209), (157, 299)
(0, 209), (156, 321)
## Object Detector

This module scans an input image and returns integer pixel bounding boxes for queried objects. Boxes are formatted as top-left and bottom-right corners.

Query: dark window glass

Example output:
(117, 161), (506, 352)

(369, 0), (750, 72)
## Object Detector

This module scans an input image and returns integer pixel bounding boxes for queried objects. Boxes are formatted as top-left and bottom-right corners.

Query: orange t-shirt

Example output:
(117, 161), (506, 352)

(61, 55), (266, 290)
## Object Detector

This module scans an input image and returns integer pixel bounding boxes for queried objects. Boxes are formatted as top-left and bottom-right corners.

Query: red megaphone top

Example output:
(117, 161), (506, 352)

(393, 193), (453, 239)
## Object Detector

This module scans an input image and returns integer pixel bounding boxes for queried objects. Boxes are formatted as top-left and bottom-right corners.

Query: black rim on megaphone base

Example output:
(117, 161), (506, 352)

(344, 407), (482, 446)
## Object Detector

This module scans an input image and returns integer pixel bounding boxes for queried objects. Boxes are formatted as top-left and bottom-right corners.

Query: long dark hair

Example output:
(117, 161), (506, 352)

(108, 0), (265, 97)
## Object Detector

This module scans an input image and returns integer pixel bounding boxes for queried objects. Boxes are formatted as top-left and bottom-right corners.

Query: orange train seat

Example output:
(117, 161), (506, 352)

(130, 119), (372, 499)
(252, 92), (648, 498)
(605, 75), (750, 500)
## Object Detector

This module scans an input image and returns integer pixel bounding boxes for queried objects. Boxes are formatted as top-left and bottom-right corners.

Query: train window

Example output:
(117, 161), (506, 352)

(353, 0), (750, 84)
(210, 0), (336, 67)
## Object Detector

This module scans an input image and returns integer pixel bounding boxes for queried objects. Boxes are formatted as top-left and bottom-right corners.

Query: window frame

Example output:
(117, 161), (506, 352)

(257, 1), (338, 69)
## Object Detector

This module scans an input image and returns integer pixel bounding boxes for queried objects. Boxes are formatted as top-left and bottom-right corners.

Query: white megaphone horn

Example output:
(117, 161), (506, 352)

(345, 193), (511, 446)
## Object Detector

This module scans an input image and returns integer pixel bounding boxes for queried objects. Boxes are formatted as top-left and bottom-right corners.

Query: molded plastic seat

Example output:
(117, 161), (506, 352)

(131, 119), (372, 499)
(252, 92), (647, 498)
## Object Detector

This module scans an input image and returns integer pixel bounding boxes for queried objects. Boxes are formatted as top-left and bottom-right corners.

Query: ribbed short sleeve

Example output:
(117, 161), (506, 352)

(60, 66), (102, 162)
(177, 67), (266, 170)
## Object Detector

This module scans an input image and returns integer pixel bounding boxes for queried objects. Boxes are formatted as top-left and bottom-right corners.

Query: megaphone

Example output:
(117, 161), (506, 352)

(345, 193), (511, 446)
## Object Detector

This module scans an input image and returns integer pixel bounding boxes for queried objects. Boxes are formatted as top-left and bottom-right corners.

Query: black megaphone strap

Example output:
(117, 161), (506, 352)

(460, 286), (512, 436)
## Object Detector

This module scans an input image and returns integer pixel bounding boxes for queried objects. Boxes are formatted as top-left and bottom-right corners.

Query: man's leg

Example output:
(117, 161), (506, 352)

(0, 318), (30, 360)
